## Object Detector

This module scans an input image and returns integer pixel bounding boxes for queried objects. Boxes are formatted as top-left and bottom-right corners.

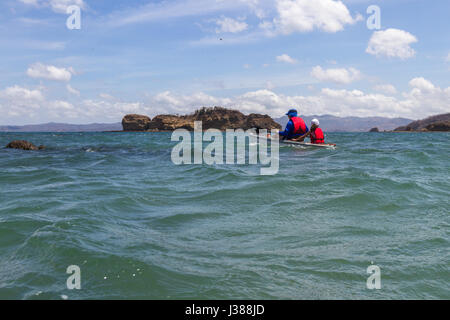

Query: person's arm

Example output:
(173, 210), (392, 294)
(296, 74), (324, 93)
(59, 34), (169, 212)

(293, 123), (311, 141)
(293, 130), (310, 142)
(279, 120), (293, 139)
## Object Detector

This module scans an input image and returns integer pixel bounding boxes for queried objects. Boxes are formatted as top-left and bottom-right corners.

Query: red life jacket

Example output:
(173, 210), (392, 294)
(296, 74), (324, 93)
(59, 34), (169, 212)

(291, 116), (307, 135)
(311, 127), (325, 144)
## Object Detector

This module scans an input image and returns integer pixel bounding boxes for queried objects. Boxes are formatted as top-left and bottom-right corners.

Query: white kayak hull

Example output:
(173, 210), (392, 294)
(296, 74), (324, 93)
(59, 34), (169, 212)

(250, 134), (336, 149)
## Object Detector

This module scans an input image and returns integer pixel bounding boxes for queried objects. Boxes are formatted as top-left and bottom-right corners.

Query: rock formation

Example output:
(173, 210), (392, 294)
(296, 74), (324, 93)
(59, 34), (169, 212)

(6, 140), (45, 150)
(122, 107), (281, 131)
(369, 127), (379, 132)
(122, 114), (152, 131)
(394, 113), (450, 132)
(425, 121), (450, 131)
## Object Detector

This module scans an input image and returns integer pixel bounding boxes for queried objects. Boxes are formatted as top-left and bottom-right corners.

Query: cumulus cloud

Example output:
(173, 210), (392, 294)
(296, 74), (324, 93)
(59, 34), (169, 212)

(0, 85), (46, 119)
(311, 66), (361, 84)
(272, 0), (362, 34)
(366, 28), (418, 59)
(27, 63), (74, 82)
(401, 77), (450, 116)
(198, 0), (363, 45)
(215, 16), (248, 33)
(409, 77), (435, 92)
(0, 85), (44, 102)
(276, 54), (297, 64)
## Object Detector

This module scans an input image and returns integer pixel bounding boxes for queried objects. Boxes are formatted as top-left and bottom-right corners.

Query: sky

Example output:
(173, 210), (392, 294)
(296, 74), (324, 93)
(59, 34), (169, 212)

(0, 0), (449, 125)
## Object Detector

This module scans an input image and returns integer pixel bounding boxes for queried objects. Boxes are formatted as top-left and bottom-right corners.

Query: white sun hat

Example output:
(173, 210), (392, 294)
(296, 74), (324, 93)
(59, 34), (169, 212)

(311, 118), (320, 126)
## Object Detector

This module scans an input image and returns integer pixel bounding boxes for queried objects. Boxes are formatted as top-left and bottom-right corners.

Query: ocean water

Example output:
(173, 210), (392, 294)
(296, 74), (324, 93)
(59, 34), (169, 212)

(0, 132), (448, 300)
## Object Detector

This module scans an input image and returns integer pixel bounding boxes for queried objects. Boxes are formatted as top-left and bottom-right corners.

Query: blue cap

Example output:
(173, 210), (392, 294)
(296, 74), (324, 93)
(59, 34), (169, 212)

(286, 109), (298, 117)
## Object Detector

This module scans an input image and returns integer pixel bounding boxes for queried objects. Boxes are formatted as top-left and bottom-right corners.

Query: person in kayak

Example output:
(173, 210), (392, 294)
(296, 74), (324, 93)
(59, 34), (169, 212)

(279, 109), (309, 140)
(294, 118), (325, 144)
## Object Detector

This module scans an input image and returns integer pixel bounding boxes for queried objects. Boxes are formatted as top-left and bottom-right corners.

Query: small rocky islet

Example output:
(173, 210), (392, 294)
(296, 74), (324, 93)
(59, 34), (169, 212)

(122, 106), (281, 132)
(6, 140), (45, 151)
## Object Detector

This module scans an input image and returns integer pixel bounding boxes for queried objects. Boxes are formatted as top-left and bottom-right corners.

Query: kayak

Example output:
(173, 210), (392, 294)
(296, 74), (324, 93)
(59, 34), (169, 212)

(250, 134), (337, 149)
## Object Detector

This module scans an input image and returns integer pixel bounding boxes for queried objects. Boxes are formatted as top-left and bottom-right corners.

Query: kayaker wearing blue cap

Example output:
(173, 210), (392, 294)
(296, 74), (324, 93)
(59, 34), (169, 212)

(279, 109), (309, 140)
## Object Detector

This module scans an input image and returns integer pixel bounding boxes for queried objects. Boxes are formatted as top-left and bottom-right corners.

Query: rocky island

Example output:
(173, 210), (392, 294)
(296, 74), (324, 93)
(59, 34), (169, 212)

(122, 107), (281, 132)
(394, 113), (450, 132)
(6, 140), (45, 151)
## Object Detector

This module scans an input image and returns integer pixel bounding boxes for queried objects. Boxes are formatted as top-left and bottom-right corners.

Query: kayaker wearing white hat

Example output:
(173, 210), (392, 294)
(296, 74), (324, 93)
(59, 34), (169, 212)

(293, 118), (325, 144)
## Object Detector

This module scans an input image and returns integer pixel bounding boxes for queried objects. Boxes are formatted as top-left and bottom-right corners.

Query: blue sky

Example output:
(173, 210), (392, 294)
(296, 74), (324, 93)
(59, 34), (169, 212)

(0, 0), (449, 124)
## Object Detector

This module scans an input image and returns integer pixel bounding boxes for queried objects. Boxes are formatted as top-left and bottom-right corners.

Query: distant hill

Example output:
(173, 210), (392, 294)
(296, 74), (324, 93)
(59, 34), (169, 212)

(275, 115), (413, 132)
(0, 122), (122, 132)
(394, 113), (450, 132)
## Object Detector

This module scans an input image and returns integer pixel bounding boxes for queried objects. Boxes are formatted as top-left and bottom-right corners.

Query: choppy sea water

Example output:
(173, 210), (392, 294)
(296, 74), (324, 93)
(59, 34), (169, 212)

(0, 132), (448, 300)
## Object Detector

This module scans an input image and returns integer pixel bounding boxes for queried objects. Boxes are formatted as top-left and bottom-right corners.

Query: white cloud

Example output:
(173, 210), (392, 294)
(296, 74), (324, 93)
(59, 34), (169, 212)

(276, 54), (297, 64)
(272, 0), (362, 34)
(0, 85), (44, 101)
(366, 28), (418, 59)
(373, 84), (397, 95)
(409, 77), (435, 92)
(401, 77), (450, 116)
(311, 66), (361, 84)
(0, 85), (46, 119)
(215, 17), (248, 33)
(446, 52), (450, 62)
(27, 63), (74, 82)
